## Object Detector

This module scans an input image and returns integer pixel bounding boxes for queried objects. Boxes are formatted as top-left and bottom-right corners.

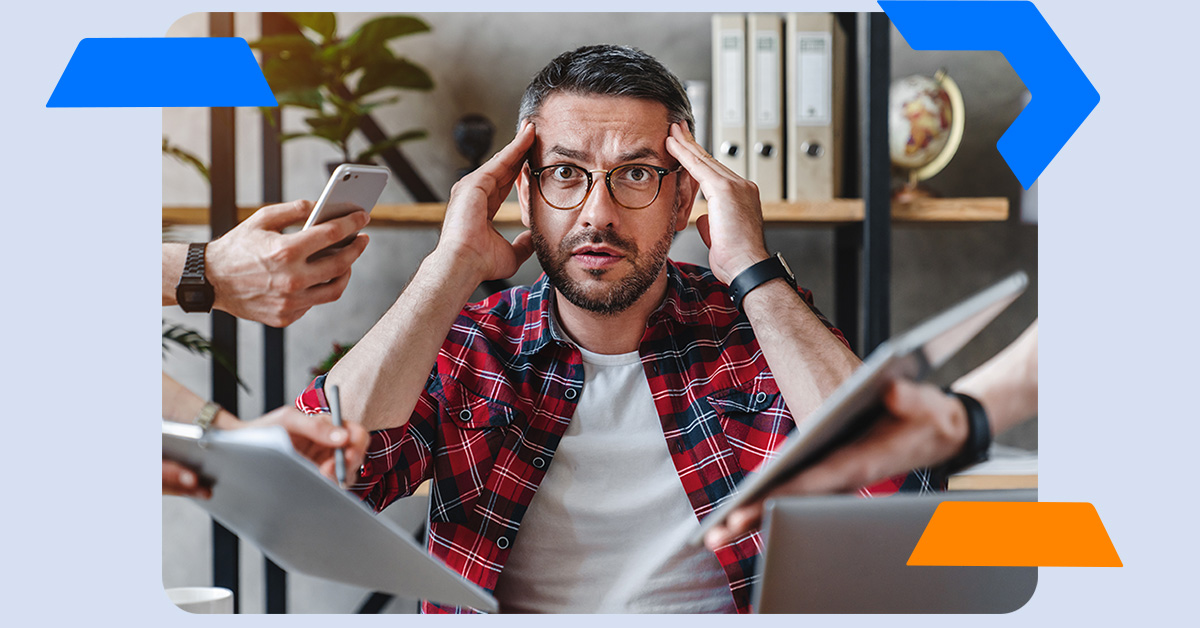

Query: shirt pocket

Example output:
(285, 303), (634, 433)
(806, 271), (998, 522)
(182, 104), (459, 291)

(428, 375), (523, 525)
(706, 373), (790, 474)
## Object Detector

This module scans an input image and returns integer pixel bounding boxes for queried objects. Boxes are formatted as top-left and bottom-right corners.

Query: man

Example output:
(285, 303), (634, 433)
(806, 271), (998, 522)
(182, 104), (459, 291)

(298, 45), (860, 613)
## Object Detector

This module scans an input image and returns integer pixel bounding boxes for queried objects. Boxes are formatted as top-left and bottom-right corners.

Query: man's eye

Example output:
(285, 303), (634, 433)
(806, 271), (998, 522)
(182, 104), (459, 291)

(620, 166), (652, 183)
(551, 165), (580, 181)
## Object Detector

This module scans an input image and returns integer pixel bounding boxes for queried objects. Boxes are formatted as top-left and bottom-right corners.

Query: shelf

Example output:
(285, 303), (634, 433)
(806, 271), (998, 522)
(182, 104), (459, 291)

(162, 197), (1008, 228)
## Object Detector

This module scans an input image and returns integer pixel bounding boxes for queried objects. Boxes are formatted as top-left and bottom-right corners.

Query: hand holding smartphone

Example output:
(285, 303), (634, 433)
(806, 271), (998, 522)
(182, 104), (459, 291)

(304, 164), (389, 255)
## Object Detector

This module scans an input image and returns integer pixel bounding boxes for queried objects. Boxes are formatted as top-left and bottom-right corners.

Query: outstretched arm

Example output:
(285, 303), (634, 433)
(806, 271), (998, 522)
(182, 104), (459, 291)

(703, 320), (1039, 549)
(322, 122), (537, 431)
(163, 199), (370, 327)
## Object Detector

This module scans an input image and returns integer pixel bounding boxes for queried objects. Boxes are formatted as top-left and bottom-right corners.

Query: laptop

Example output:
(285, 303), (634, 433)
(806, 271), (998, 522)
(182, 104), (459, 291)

(755, 490), (1038, 613)
(690, 271), (1029, 543)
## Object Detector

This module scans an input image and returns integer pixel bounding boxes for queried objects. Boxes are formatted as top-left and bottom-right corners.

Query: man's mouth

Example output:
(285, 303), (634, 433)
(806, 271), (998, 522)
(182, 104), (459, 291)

(571, 245), (626, 269)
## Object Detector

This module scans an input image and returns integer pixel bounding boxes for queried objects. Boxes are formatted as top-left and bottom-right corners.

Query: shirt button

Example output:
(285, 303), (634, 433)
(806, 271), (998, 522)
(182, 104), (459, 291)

(564, 388), (578, 400)
(533, 457), (546, 469)
(459, 409), (472, 421)
(755, 391), (768, 404)
(497, 536), (510, 550)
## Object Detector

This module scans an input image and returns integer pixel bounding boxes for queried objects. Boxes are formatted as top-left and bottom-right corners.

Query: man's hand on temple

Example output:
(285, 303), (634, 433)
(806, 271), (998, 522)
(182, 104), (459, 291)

(203, 200), (371, 327)
(702, 379), (969, 550)
(665, 121), (770, 284)
(435, 120), (537, 284)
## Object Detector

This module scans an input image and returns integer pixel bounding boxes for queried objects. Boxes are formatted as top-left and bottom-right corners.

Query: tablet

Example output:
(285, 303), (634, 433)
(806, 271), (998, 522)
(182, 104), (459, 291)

(162, 421), (498, 612)
(689, 271), (1028, 543)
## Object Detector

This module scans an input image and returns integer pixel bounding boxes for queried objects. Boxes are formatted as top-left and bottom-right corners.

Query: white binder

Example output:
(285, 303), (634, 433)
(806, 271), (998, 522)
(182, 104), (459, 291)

(712, 14), (748, 177)
(747, 14), (785, 201)
(785, 13), (846, 200)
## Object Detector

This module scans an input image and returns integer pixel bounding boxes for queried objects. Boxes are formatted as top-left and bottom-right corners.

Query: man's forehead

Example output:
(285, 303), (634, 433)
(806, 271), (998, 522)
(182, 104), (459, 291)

(532, 93), (671, 162)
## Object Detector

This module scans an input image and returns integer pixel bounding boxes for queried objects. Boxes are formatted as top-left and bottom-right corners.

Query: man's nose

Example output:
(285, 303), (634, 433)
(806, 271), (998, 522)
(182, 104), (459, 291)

(577, 179), (621, 230)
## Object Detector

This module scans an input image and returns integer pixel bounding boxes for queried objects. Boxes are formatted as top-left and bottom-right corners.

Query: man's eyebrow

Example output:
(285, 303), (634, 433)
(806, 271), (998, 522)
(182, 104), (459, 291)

(617, 147), (662, 163)
(544, 145), (667, 164)
(547, 145), (589, 161)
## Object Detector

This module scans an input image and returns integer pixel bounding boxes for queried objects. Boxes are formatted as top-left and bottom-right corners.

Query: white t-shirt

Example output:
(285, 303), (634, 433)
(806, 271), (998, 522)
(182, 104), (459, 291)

(493, 344), (736, 613)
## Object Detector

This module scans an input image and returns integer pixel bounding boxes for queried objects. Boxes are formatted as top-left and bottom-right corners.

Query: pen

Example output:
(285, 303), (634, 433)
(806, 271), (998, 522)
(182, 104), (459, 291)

(329, 384), (347, 488)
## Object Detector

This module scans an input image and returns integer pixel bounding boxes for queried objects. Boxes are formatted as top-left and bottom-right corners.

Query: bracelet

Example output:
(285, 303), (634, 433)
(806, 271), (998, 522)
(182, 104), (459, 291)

(193, 401), (222, 433)
(933, 391), (991, 483)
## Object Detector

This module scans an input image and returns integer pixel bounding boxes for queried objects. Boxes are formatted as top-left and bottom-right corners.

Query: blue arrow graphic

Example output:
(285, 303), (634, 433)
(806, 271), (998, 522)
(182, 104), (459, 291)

(47, 38), (276, 108)
(880, 1), (1099, 189)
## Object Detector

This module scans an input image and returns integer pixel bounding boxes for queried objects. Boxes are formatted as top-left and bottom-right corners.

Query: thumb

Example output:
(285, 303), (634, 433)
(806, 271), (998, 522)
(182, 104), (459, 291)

(511, 230), (535, 266)
(696, 214), (712, 249)
(248, 200), (314, 232)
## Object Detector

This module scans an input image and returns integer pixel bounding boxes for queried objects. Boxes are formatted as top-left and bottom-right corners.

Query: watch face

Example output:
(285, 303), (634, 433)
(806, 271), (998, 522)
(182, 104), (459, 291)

(177, 284), (214, 312)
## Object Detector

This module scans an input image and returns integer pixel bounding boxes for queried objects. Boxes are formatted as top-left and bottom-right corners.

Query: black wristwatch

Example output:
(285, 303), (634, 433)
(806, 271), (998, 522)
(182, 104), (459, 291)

(728, 253), (797, 312)
(933, 391), (992, 482)
(175, 242), (215, 313)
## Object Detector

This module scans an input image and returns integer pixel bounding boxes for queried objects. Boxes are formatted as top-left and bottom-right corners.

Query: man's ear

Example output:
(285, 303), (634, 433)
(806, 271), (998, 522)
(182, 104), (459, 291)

(516, 164), (532, 229)
(674, 170), (701, 232)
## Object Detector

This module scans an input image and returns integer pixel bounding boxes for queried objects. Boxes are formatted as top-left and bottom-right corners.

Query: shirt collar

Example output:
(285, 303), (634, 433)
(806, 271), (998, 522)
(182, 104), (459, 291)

(518, 260), (698, 356)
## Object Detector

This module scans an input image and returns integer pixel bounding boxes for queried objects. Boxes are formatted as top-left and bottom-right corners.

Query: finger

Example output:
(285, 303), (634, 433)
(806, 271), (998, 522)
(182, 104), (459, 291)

(696, 214), (712, 249)
(476, 120), (536, 192)
(246, 200), (314, 231)
(342, 421), (370, 473)
(510, 230), (534, 267)
(163, 460), (210, 499)
(305, 233), (369, 286)
(291, 210), (371, 258)
(302, 268), (353, 307)
(666, 122), (741, 182)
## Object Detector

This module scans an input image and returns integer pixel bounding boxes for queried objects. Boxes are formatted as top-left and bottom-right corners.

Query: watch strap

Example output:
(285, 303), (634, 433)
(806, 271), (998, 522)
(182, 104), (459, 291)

(175, 242), (215, 313)
(933, 391), (992, 483)
(728, 253), (796, 312)
(193, 401), (222, 433)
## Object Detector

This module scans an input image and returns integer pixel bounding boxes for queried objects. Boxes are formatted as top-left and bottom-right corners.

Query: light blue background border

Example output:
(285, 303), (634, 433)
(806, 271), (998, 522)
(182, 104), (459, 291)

(8, 0), (1195, 624)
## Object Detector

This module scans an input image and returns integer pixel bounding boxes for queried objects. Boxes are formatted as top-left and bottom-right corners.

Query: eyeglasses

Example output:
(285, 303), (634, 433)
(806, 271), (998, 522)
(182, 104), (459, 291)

(529, 163), (682, 210)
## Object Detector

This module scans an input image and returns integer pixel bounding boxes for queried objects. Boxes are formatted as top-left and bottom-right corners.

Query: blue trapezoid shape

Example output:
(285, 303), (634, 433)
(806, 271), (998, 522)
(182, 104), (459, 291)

(880, 1), (1099, 189)
(47, 38), (277, 108)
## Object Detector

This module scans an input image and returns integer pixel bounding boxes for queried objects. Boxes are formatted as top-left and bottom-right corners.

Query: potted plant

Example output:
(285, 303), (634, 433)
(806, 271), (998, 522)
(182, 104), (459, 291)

(250, 12), (434, 171)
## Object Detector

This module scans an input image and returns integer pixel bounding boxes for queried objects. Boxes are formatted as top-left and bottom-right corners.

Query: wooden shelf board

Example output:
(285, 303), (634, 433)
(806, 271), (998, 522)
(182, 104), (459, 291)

(162, 197), (1007, 227)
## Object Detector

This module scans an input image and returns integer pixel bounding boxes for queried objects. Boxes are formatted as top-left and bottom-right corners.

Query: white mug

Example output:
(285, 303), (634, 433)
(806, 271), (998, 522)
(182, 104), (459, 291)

(166, 587), (234, 614)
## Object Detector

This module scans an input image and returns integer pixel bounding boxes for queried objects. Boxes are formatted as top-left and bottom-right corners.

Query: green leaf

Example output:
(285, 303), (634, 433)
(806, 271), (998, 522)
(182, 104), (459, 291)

(355, 129), (427, 162)
(345, 15), (430, 53)
(247, 34), (316, 57)
(354, 57), (434, 98)
(286, 12), (337, 42)
(162, 324), (248, 391)
(162, 137), (210, 183)
(261, 55), (325, 93)
(275, 88), (324, 110)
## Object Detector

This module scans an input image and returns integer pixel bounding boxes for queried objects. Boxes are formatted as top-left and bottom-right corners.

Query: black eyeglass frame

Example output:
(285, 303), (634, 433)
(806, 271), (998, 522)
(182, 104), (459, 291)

(528, 163), (682, 210)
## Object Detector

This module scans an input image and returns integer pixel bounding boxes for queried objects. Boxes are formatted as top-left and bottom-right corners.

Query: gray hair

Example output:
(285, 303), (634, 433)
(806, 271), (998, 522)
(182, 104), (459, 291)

(517, 44), (695, 133)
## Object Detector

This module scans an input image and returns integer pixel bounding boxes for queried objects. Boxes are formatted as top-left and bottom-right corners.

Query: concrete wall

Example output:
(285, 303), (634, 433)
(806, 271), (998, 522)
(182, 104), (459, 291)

(162, 12), (1036, 612)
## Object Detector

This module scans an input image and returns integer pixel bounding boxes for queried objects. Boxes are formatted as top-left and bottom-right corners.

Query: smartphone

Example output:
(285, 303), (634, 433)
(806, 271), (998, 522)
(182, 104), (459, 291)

(302, 164), (389, 251)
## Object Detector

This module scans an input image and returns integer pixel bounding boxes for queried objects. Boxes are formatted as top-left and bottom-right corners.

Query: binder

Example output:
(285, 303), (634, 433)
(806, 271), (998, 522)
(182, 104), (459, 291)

(711, 14), (748, 177)
(785, 13), (846, 200)
(747, 14), (785, 201)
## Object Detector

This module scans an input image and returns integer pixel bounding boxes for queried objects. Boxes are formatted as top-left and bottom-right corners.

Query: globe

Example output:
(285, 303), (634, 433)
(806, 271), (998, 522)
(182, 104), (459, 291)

(888, 69), (964, 196)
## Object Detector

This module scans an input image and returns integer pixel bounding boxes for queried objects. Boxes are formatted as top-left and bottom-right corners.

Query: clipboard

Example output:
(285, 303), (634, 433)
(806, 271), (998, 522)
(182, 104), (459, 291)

(162, 421), (499, 612)
(690, 271), (1028, 544)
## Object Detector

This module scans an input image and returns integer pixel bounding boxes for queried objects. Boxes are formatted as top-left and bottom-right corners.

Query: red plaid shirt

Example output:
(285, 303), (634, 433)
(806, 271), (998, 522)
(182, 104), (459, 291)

(299, 260), (882, 613)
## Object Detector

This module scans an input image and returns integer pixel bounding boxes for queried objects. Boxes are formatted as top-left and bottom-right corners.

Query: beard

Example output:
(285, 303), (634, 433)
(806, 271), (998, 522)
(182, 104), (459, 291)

(531, 194), (679, 317)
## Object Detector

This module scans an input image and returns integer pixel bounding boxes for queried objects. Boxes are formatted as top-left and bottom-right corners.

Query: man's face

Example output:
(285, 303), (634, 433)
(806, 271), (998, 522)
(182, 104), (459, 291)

(520, 93), (694, 316)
